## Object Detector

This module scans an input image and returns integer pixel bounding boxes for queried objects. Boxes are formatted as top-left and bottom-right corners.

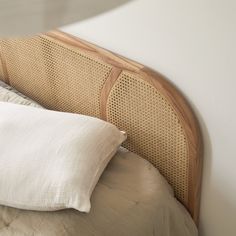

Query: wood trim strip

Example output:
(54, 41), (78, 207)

(140, 67), (203, 224)
(0, 43), (10, 84)
(100, 67), (122, 121)
(45, 30), (143, 74)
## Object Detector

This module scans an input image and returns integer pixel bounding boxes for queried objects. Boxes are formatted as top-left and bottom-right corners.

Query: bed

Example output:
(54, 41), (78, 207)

(0, 31), (202, 236)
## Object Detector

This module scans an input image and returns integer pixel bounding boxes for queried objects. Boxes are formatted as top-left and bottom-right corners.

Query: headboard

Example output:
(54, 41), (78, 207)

(0, 30), (202, 224)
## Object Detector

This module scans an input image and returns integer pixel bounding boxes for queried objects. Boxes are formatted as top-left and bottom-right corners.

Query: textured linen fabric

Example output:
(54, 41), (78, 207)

(0, 149), (197, 236)
(0, 81), (197, 236)
(0, 101), (126, 212)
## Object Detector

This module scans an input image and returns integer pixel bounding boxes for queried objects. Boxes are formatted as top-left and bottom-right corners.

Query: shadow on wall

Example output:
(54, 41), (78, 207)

(0, 0), (133, 36)
(192, 104), (212, 235)
(43, 0), (133, 30)
(200, 185), (236, 236)
(193, 104), (236, 236)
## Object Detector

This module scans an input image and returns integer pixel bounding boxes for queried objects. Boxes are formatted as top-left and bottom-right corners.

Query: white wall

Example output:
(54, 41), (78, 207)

(62, 1), (236, 235)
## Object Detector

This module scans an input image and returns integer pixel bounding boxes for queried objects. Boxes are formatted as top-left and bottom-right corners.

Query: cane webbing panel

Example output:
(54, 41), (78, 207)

(106, 72), (188, 205)
(0, 31), (202, 223)
(1, 36), (112, 117)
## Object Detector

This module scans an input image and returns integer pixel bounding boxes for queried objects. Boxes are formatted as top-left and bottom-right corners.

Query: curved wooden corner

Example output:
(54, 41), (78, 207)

(141, 67), (203, 225)
(46, 30), (203, 225)
(100, 67), (122, 120)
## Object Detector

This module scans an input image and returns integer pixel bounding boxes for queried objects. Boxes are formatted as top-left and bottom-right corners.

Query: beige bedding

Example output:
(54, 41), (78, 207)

(0, 82), (197, 236)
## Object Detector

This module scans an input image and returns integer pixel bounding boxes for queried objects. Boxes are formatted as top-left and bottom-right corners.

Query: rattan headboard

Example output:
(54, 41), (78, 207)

(0, 30), (202, 224)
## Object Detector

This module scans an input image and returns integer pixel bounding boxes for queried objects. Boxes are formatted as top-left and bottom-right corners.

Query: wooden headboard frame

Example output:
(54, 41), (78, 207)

(0, 30), (202, 224)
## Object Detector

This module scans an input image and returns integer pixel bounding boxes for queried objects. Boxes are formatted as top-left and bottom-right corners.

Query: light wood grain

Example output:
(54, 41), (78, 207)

(0, 43), (9, 83)
(100, 67), (122, 120)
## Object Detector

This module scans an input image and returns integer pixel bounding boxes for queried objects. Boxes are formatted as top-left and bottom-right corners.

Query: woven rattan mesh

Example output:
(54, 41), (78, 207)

(1, 36), (112, 117)
(106, 72), (189, 205)
(0, 34), (197, 212)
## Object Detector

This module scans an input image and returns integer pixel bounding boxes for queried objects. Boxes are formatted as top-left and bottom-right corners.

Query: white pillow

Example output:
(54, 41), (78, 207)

(0, 102), (126, 212)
